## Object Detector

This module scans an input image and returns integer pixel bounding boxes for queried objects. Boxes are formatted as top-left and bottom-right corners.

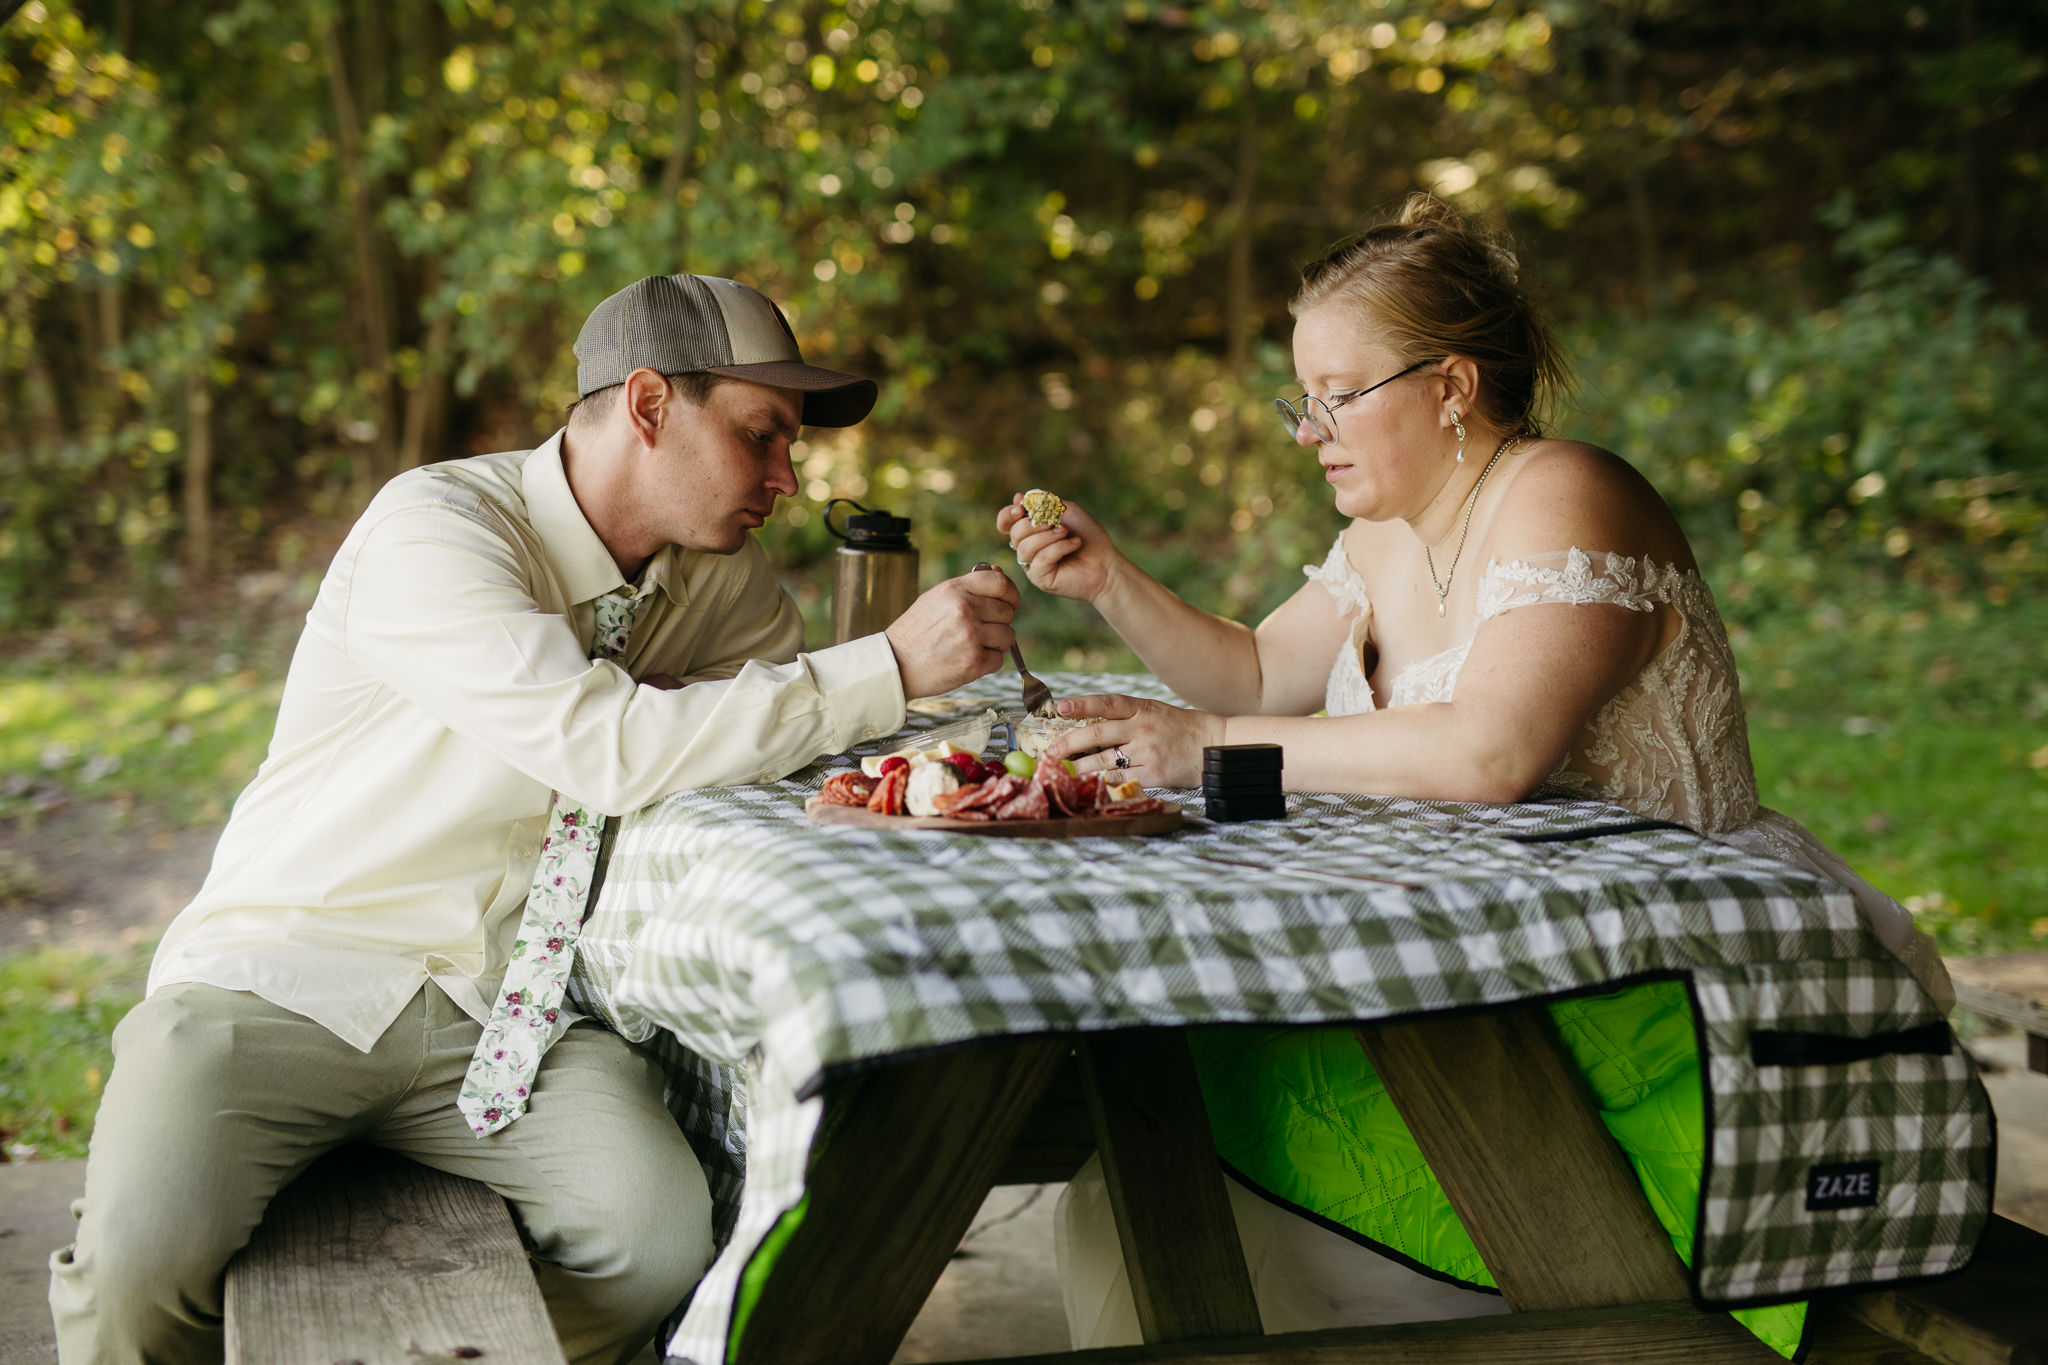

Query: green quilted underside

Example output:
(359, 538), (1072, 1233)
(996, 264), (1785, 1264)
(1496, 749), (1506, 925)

(1187, 982), (1808, 1359)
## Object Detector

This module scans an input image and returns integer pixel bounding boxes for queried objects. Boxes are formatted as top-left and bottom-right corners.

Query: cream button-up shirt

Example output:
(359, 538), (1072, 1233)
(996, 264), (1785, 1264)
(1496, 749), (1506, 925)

(148, 432), (905, 1051)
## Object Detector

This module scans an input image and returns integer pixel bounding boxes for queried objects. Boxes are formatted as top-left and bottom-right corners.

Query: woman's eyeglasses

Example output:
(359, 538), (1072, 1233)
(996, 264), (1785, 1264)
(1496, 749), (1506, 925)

(1274, 357), (1442, 445)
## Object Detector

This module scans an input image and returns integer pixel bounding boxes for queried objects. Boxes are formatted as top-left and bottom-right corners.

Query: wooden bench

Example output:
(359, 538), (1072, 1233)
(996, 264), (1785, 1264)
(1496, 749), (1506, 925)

(221, 1010), (2048, 1365)
(224, 1145), (566, 1365)
(1950, 951), (2048, 1074)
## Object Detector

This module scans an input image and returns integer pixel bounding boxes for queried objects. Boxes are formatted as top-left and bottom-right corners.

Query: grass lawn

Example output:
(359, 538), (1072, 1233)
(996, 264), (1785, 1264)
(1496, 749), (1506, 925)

(1750, 722), (2048, 955)
(0, 943), (149, 1159)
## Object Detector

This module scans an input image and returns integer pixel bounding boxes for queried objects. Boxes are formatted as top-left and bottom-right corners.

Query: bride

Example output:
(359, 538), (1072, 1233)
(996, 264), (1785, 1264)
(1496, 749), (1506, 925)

(997, 194), (1951, 1350)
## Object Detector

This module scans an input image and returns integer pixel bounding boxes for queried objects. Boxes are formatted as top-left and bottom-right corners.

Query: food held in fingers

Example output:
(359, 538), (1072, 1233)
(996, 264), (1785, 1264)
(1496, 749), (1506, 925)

(1020, 488), (1067, 528)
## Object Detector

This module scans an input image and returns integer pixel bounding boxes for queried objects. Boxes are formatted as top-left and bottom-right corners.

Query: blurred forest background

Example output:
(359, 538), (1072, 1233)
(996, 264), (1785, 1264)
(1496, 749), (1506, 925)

(0, 0), (2046, 1149)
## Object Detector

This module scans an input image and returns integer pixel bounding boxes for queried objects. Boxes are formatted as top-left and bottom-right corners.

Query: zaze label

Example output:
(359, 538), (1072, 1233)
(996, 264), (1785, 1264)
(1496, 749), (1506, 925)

(1805, 1160), (1883, 1211)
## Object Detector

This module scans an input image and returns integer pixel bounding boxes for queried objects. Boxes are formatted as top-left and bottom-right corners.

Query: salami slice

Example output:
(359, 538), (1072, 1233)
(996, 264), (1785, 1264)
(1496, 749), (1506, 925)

(933, 780), (1002, 816)
(993, 782), (1051, 821)
(1074, 772), (1105, 811)
(1098, 796), (1168, 817)
(1048, 770), (1104, 817)
(962, 775), (1023, 810)
(865, 767), (908, 816)
(819, 771), (876, 806)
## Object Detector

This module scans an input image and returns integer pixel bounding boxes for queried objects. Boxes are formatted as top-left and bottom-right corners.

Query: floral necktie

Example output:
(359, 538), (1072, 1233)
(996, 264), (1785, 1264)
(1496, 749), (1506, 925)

(459, 587), (644, 1137)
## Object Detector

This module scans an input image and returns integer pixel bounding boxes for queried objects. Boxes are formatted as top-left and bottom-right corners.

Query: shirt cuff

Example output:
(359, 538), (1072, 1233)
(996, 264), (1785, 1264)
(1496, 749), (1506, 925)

(807, 631), (907, 753)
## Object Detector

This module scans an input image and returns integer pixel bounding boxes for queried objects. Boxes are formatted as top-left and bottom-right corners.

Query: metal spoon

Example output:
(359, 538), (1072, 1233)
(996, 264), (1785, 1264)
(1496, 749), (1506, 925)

(972, 561), (1056, 717)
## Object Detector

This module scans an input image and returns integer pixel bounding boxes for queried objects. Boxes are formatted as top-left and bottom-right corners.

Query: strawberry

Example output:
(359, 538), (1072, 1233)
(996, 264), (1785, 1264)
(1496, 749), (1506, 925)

(878, 755), (910, 777)
(939, 752), (987, 784)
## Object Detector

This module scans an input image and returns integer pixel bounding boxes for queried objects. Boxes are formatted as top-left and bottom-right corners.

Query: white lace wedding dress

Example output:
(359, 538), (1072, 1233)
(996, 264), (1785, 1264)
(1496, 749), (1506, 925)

(1301, 536), (1950, 1004)
(1054, 537), (1953, 1352)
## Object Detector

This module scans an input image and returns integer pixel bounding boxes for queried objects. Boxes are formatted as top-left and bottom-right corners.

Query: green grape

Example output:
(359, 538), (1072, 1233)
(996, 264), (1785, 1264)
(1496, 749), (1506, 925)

(1003, 750), (1036, 779)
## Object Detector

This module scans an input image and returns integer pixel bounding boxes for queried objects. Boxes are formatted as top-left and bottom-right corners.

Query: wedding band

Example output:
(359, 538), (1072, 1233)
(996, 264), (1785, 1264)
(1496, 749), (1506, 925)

(1114, 747), (1129, 769)
(1017, 552), (1031, 568)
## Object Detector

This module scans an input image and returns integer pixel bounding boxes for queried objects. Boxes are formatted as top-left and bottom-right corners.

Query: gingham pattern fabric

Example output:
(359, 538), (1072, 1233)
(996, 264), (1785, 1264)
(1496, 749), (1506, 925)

(1690, 960), (1988, 1302)
(563, 673), (1990, 1364)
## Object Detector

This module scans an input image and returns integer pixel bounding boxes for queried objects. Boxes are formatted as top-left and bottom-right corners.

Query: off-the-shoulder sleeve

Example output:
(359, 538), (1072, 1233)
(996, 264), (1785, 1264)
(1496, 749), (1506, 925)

(1475, 548), (1661, 622)
(1303, 533), (1372, 619)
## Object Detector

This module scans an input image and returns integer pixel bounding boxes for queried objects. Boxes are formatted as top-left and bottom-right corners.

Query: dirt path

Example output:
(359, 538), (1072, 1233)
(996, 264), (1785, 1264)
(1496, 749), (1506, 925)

(0, 804), (220, 960)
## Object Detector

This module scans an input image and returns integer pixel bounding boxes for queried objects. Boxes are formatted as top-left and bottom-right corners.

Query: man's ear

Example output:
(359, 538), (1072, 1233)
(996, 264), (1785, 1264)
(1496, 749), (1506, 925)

(624, 368), (672, 449)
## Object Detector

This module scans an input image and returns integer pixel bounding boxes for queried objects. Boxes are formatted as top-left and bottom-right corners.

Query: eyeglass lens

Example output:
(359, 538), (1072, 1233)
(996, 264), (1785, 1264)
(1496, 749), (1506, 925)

(1274, 396), (1337, 445)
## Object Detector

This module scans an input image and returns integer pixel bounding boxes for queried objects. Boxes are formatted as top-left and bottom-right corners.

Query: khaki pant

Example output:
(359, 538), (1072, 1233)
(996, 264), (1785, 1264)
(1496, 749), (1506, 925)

(50, 982), (713, 1365)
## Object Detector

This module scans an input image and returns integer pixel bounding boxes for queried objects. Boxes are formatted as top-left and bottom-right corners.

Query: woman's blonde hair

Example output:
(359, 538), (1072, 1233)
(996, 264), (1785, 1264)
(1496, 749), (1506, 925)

(1291, 194), (1572, 437)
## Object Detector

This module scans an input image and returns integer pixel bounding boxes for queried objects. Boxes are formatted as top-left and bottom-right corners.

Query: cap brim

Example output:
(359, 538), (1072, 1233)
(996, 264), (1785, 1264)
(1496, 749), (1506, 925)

(707, 361), (878, 428)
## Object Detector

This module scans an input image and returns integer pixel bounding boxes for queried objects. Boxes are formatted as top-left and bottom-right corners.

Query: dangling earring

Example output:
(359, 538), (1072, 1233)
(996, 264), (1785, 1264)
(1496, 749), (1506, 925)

(1451, 412), (1467, 463)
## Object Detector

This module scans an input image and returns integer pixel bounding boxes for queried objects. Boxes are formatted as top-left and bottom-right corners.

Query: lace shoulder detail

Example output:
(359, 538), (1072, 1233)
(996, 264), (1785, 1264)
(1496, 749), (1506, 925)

(1475, 548), (1661, 622)
(1304, 534), (1372, 620)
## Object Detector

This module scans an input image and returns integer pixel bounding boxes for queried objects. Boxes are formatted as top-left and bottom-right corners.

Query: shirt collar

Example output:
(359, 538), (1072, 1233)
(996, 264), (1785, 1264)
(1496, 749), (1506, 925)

(523, 429), (688, 608)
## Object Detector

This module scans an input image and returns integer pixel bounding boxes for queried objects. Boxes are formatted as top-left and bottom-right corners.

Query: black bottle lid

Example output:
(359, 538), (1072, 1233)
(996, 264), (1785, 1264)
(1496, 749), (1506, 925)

(824, 499), (913, 546)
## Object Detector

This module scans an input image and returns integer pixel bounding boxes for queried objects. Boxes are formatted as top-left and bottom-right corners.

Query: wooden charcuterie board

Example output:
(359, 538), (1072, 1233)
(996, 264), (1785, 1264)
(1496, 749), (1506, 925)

(804, 796), (1183, 839)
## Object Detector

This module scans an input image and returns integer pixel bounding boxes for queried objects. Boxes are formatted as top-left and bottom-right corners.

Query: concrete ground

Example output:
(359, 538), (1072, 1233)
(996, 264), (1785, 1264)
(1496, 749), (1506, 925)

(0, 1163), (73, 1365)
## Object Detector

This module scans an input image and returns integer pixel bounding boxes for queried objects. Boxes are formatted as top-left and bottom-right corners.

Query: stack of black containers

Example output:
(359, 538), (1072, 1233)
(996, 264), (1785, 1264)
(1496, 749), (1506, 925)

(1202, 743), (1286, 822)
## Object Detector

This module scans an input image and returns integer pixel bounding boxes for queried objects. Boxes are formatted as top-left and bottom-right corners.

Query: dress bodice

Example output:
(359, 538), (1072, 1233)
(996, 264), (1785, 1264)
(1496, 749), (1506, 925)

(1304, 537), (1759, 833)
(1302, 534), (1951, 1009)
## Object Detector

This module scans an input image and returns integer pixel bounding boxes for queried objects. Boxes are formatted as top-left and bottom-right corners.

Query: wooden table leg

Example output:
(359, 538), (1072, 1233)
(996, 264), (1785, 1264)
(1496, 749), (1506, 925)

(1355, 1004), (1693, 1312)
(731, 1036), (1068, 1365)
(1078, 1028), (1264, 1343)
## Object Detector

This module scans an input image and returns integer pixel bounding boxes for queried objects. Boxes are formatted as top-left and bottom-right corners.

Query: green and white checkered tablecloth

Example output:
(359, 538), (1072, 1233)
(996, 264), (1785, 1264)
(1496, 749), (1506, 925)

(567, 672), (1990, 1363)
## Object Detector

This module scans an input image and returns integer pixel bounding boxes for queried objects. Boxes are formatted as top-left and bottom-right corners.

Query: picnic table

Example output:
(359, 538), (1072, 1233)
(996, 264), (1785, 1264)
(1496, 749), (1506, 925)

(567, 672), (1996, 1365)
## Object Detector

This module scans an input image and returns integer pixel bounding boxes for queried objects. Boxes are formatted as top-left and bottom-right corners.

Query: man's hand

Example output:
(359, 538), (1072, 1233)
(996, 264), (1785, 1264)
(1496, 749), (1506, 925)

(885, 567), (1019, 700)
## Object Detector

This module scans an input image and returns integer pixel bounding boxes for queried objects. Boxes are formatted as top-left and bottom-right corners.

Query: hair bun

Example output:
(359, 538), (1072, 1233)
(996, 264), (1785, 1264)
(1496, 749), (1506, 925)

(1396, 192), (1467, 233)
(1487, 243), (1522, 285)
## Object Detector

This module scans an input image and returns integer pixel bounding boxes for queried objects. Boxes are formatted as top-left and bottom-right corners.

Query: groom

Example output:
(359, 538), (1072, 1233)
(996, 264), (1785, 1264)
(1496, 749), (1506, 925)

(50, 274), (1019, 1365)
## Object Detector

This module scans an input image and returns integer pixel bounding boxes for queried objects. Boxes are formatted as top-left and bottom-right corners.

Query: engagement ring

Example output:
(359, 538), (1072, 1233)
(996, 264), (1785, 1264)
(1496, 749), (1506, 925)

(1114, 747), (1130, 769)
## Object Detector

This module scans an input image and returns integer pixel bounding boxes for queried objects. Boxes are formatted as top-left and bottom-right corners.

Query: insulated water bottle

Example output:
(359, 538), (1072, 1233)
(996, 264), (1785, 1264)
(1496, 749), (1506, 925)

(826, 499), (919, 644)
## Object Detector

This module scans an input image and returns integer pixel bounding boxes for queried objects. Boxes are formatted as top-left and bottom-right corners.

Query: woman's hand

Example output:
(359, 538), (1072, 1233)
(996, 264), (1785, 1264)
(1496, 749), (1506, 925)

(996, 496), (1124, 605)
(1043, 694), (1227, 789)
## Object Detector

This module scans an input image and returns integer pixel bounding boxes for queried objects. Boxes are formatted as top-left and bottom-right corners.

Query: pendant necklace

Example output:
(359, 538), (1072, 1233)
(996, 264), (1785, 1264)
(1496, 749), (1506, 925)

(1422, 436), (1518, 618)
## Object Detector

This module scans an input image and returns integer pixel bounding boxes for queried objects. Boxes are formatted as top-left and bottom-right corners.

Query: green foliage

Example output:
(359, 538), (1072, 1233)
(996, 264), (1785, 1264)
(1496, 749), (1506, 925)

(1572, 223), (2048, 618)
(3, 0), (2044, 627)
(0, 941), (149, 1159)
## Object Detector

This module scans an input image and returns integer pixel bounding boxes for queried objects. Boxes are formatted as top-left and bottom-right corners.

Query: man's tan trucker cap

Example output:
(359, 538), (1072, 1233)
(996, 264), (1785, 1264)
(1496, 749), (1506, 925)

(573, 274), (877, 428)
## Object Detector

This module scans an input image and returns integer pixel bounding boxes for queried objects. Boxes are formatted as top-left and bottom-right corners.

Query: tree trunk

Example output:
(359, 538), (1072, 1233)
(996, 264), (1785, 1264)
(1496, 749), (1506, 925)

(322, 11), (400, 486)
(1225, 54), (1259, 373)
(185, 366), (212, 576)
(1607, 1), (1659, 316)
(98, 282), (124, 425)
(1955, 0), (1980, 271)
(398, 309), (452, 471)
(658, 10), (699, 241)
